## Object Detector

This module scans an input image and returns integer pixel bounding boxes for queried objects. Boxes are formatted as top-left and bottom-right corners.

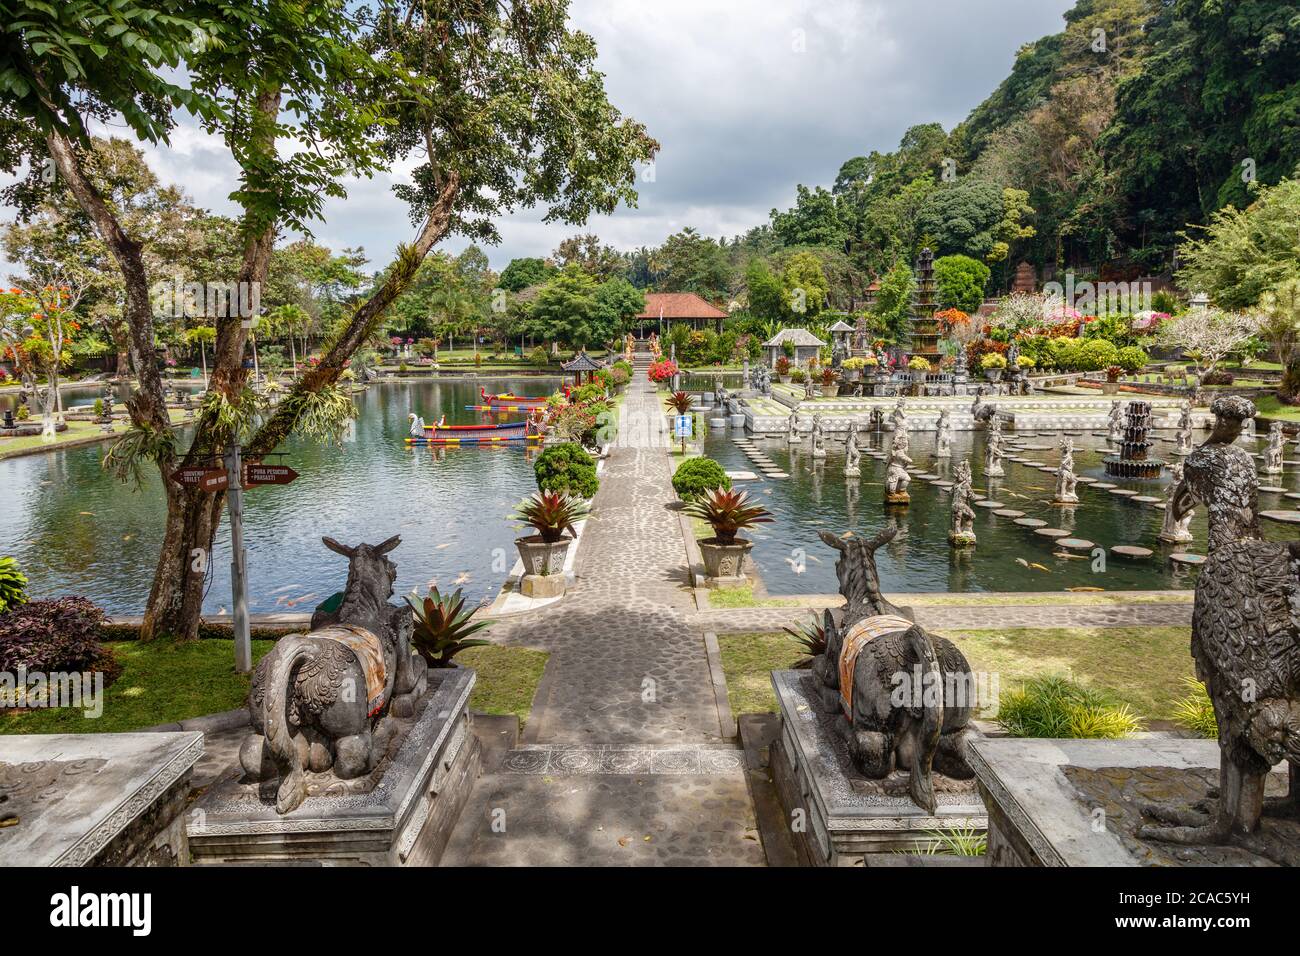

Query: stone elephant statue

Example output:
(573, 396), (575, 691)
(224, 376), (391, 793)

(239, 535), (427, 813)
(815, 529), (977, 812)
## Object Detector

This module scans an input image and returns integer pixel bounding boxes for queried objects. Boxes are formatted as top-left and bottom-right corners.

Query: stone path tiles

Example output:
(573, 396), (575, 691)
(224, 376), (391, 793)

(502, 744), (744, 776)
(691, 599), (1194, 634)
(444, 360), (764, 867)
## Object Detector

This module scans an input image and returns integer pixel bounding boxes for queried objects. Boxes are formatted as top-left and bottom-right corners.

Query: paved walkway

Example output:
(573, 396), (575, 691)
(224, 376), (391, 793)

(443, 355), (765, 865)
(691, 598), (1194, 634)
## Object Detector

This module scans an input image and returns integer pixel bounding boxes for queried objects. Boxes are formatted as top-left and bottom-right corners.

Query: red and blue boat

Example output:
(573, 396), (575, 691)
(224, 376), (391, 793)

(406, 414), (540, 444)
(474, 387), (550, 410)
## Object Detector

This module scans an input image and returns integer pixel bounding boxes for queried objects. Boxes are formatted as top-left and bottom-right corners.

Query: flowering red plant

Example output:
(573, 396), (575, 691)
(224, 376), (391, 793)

(647, 359), (678, 383)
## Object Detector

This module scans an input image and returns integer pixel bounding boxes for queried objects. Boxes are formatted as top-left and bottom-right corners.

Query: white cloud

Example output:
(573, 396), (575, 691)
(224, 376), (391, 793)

(2, 0), (1075, 276)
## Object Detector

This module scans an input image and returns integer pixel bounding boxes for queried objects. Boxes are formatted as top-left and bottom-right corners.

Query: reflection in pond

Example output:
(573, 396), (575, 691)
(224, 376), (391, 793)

(0, 378), (560, 614)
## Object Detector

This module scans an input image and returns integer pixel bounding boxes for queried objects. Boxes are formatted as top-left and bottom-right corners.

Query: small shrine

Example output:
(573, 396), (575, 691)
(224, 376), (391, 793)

(561, 350), (605, 386)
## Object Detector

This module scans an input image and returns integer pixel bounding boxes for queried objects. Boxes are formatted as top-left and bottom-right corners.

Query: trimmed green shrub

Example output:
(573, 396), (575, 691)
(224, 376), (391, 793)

(528, 346), (549, 367)
(672, 456), (731, 500)
(1116, 345), (1149, 373)
(997, 676), (1141, 739)
(1079, 339), (1120, 371)
(535, 443), (599, 499)
(0, 557), (27, 614)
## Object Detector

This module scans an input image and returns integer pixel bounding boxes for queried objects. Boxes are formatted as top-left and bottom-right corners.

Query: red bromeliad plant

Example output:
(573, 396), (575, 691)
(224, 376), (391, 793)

(684, 488), (773, 544)
(665, 391), (694, 451)
(665, 391), (693, 414)
(513, 491), (591, 544)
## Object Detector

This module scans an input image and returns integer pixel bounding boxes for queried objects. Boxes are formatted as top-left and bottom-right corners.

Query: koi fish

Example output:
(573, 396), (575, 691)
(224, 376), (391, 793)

(1053, 551), (1089, 560)
(1066, 586), (1105, 592)
(1029, 563), (1051, 572)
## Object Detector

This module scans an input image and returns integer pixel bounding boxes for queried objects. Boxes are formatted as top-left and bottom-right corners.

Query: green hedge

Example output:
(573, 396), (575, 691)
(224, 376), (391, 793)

(535, 443), (599, 498)
(672, 456), (731, 500)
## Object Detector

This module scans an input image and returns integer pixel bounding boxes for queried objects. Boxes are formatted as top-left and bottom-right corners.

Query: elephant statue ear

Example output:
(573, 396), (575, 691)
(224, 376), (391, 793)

(374, 534), (402, 556)
(322, 536), (355, 558)
(818, 530), (846, 552)
(822, 609), (838, 652)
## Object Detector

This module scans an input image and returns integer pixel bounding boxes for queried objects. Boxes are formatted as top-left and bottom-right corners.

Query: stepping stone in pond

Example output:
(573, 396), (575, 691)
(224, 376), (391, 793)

(726, 470), (759, 481)
(1056, 537), (1094, 549)
(1015, 518), (1047, 528)
(993, 509), (1026, 518)
(1112, 545), (1153, 559)
(1034, 527), (1070, 538)
(1076, 476), (1097, 484)
(933, 480), (954, 490)
(1261, 510), (1300, 525)
(975, 500), (1005, 508)
(1063, 431), (1083, 437)
(1093, 482), (1117, 490)
(1259, 486), (1287, 494)
(1285, 492), (1300, 501)
(1109, 487), (1140, 496)
(1170, 552), (1205, 566)
(765, 472), (790, 479)
(1132, 495), (1161, 504)
(1037, 466), (1058, 473)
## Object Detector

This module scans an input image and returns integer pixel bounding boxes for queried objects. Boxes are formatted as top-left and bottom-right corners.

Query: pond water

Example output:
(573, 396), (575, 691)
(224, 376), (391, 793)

(1, 377), (560, 614)
(702, 425), (1298, 595)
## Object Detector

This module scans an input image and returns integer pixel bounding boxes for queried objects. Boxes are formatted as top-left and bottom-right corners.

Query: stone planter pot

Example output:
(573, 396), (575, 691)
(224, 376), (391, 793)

(819, 384), (841, 398)
(985, 369), (1003, 383)
(778, 374), (791, 384)
(1102, 381), (1120, 395)
(698, 536), (753, 584)
(514, 534), (572, 576)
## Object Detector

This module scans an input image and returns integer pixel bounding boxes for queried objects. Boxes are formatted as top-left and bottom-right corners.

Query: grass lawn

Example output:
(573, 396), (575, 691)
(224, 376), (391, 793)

(457, 645), (549, 728)
(0, 409), (190, 459)
(1, 640), (549, 735)
(1251, 394), (1300, 422)
(0, 639), (275, 735)
(716, 626), (1195, 723)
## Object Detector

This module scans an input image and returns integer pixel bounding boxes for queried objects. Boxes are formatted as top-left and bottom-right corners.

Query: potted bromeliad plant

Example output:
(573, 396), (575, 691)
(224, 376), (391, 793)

(405, 586), (492, 668)
(774, 355), (791, 383)
(685, 487), (773, 582)
(819, 367), (840, 397)
(512, 491), (590, 576)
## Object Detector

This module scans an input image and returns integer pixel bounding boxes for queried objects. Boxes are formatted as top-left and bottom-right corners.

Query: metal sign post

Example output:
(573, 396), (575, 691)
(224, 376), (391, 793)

(224, 442), (252, 674)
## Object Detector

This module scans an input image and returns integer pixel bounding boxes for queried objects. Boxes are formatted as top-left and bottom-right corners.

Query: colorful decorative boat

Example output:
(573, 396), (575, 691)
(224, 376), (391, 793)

(479, 387), (548, 408)
(405, 418), (539, 444)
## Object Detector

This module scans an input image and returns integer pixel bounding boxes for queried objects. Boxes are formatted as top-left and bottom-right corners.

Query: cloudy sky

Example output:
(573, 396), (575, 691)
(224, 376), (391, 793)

(9, 0), (1077, 275)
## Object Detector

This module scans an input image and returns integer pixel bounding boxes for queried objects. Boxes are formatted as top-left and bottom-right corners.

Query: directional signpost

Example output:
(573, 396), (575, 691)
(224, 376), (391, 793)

(171, 444), (297, 673)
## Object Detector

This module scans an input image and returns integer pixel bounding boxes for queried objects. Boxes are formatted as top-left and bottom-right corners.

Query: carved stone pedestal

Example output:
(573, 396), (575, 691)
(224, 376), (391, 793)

(0, 731), (204, 866)
(769, 671), (986, 866)
(970, 737), (1297, 866)
(189, 668), (479, 866)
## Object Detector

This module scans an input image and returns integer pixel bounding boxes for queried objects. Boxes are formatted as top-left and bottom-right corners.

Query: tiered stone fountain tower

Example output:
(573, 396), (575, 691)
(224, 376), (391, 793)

(908, 247), (942, 366)
(1103, 400), (1165, 479)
